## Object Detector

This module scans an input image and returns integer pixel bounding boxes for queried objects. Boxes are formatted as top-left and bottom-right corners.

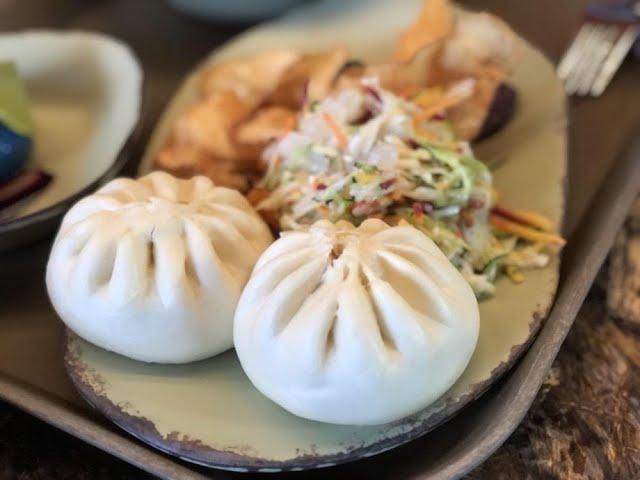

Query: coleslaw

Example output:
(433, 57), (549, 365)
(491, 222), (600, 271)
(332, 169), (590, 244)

(256, 78), (564, 297)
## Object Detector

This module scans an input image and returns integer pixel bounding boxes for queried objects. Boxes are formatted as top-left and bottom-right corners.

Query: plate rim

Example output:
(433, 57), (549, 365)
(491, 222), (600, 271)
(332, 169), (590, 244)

(64, 0), (566, 471)
(63, 292), (557, 472)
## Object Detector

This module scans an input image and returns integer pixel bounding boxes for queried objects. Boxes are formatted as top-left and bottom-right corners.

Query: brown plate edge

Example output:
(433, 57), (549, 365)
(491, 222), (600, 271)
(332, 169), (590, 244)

(61, 89), (568, 475)
(61, 96), (568, 474)
(63, 290), (555, 473)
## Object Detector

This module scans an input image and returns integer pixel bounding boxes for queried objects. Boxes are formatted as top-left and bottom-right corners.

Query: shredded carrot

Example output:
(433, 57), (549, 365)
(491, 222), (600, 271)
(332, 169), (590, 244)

(492, 205), (554, 232)
(317, 204), (330, 217)
(397, 84), (422, 99)
(412, 117), (438, 141)
(490, 214), (566, 247)
(322, 112), (347, 149)
(413, 86), (445, 107)
(280, 115), (297, 137)
(411, 94), (465, 140)
(505, 265), (525, 284)
(413, 94), (464, 124)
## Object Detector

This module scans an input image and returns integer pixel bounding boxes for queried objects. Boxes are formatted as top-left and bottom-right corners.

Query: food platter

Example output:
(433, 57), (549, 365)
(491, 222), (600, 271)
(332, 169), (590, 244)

(0, 31), (143, 251)
(63, 0), (565, 471)
(1, 1), (639, 479)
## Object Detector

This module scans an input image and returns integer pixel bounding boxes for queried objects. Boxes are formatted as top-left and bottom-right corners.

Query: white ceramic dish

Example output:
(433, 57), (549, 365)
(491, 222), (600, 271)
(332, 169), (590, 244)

(0, 31), (143, 251)
(67, 0), (565, 472)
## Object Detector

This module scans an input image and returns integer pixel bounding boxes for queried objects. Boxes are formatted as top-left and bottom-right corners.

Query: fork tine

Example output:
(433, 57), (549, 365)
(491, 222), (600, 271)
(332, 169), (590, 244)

(576, 24), (619, 96)
(564, 24), (603, 94)
(558, 23), (593, 80)
(591, 25), (640, 96)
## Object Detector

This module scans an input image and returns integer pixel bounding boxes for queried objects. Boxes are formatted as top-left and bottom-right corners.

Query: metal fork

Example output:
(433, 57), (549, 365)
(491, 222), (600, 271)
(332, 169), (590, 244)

(558, 1), (640, 97)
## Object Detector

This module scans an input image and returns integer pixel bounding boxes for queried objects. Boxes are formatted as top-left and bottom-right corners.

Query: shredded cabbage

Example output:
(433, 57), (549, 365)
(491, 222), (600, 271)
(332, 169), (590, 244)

(257, 78), (558, 297)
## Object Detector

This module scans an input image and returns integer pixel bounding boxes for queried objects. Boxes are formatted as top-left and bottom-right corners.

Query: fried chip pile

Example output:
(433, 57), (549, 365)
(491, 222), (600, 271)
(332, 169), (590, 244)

(154, 0), (522, 190)
(378, 0), (522, 139)
(156, 47), (355, 190)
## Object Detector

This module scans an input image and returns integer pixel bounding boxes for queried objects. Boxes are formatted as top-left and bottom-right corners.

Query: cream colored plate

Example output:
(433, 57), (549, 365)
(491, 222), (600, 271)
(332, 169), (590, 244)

(65, 0), (565, 472)
(0, 31), (142, 250)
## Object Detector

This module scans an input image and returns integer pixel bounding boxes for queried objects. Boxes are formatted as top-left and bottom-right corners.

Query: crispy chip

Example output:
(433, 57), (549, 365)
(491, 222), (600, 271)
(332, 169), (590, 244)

(385, 2), (520, 140)
(268, 47), (350, 108)
(156, 141), (251, 191)
(366, 43), (441, 95)
(155, 51), (300, 190)
(440, 10), (522, 75)
(394, 0), (455, 63)
(199, 50), (299, 111)
(246, 187), (281, 231)
(173, 91), (257, 163)
(156, 90), (263, 189)
(156, 1), (523, 191)
(445, 71), (500, 140)
(331, 60), (366, 92)
(235, 106), (297, 146)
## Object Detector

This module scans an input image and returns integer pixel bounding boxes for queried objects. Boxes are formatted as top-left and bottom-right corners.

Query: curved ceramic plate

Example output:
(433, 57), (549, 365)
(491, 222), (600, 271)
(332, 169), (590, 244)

(0, 31), (143, 251)
(65, 0), (565, 472)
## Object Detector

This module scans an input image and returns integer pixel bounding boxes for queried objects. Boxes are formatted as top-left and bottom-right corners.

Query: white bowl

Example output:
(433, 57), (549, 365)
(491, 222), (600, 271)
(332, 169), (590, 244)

(0, 31), (143, 251)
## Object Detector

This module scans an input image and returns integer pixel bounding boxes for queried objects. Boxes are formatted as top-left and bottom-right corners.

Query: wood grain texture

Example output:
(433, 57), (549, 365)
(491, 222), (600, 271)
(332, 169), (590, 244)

(608, 198), (640, 326)
(470, 199), (640, 480)
(469, 297), (640, 479)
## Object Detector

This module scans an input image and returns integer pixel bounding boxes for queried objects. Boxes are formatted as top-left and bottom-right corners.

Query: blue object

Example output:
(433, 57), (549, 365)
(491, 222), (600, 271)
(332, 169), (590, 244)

(587, 2), (640, 58)
(0, 121), (31, 183)
(587, 3), (639, 23)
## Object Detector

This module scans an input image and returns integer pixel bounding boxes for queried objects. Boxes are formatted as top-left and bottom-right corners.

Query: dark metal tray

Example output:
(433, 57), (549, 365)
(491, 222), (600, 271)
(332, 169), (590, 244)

(1, 0), (640, 478)
(1, 130), (638, 480)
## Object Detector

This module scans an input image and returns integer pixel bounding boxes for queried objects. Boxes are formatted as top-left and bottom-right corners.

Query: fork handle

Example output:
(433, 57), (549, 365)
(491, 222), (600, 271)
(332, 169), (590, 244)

(586, 4), (638, 24)
(587, 2), (640, 58)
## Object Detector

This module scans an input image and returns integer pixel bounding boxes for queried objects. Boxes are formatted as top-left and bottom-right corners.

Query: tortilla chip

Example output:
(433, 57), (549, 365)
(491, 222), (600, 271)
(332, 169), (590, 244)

(156, 50), (301, 190)
(199, 50), (299, 111)
(394, 0), (455, 63)
(155, 1), (522, 195)
(235, 106), (297, 146)
(389, 0), (520, 142)
(440, 10), (522, 75)
(246, 187), (281, 231)
(156, 141), (251, 191)
(268, 47), (350, 109)
(445, 71), (500, 140)
(173, 91), (258, 163)
(366, 43), (441, 95)
(156, 90), (265, 188)
(331, 60), (366, 92)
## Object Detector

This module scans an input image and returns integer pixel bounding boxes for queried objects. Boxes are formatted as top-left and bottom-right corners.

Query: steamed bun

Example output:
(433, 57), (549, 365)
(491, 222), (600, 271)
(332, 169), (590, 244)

(47, 171), (272, 363)
(234, 219), (479, 425)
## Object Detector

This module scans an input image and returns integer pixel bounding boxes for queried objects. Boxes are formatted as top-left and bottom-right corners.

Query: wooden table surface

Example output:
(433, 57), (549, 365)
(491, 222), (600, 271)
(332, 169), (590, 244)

(1, 0), (640, 478)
